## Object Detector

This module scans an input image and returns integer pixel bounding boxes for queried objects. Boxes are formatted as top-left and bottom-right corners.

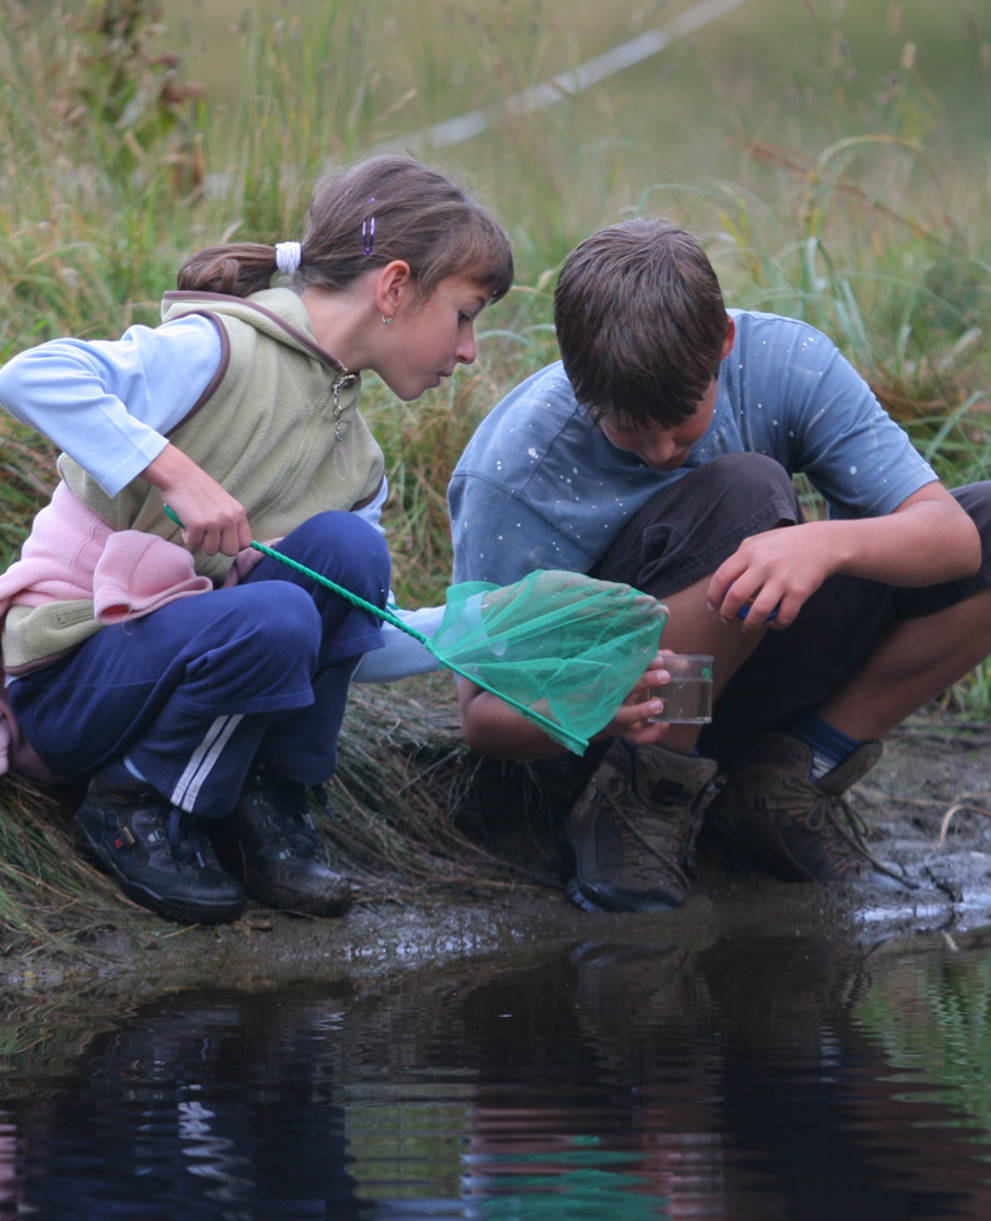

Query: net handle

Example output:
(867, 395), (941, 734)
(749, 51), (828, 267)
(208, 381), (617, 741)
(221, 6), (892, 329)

(162, 505), (588, 752)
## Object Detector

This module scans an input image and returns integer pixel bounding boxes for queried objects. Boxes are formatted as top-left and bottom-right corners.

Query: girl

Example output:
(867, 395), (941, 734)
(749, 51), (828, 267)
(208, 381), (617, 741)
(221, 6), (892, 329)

(0, 154), (513, 925)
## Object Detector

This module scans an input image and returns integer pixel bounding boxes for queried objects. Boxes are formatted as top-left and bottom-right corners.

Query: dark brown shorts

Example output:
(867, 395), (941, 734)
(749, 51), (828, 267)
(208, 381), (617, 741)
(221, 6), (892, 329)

(591, 454), (991, 767)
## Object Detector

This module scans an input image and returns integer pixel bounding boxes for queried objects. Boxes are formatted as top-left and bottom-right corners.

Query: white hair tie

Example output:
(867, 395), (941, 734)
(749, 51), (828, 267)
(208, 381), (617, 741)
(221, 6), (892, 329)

(275, 241), (302, 277)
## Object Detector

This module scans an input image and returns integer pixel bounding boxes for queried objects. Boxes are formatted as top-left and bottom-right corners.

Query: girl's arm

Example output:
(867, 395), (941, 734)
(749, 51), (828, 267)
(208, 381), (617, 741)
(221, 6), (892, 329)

(0, 317), (253, 554)
(140, 442), (253, 556)
(0, 316), (221, 496)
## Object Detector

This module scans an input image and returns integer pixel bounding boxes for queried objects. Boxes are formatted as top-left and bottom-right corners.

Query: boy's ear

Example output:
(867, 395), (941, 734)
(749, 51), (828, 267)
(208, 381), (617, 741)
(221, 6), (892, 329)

(376, 260), (413, 316)
(720, 314), (736, 360)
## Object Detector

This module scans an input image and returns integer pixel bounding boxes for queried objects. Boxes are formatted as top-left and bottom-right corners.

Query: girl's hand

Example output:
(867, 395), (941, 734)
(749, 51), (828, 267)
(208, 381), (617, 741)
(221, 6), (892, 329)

(141, 444), (252, 556)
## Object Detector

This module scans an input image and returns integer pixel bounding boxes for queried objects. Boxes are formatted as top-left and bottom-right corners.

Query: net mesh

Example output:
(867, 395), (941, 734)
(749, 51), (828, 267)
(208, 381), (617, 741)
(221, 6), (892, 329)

(162, 509), (668, 757)
(431, 570), (668, 753)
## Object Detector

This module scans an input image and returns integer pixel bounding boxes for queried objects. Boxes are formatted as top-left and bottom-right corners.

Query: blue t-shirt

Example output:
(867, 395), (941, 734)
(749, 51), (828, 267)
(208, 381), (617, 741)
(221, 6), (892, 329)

(448, 310), (937, 586)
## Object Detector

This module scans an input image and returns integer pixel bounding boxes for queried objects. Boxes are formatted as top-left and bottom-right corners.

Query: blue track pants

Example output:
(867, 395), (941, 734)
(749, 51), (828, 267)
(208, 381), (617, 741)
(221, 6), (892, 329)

(10, 512), (389, 817)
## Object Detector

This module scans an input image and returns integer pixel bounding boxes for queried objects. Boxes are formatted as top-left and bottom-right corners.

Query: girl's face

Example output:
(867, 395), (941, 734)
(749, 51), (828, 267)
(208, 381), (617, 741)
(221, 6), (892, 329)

(376, 273), (490, 402)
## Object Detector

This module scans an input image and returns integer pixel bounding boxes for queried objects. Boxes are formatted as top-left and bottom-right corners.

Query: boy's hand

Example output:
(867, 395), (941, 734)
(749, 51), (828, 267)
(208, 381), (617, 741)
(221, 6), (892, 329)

(459, 649), (679, 757)
(706, 522), (837, 630)
(593, 649), (678, 745)
(141, 443), (253, 556)
(708, 484), (982, 630)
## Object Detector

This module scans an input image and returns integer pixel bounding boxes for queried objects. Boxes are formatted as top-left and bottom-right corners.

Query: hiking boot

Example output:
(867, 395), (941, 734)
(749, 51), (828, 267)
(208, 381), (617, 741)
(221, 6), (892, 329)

(218, 765), (352, 916)
(75, 770), (247, 924)
(567, 741), (719, 913)
(709, 730), (888, 883)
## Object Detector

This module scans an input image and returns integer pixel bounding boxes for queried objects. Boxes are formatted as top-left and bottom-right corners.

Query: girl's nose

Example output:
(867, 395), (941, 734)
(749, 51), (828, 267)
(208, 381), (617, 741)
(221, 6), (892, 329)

(457, 326), (477, 365)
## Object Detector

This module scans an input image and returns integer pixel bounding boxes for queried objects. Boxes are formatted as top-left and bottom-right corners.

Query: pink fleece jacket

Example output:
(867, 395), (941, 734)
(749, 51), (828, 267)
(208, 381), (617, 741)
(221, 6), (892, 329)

(0, 482), (251, 780)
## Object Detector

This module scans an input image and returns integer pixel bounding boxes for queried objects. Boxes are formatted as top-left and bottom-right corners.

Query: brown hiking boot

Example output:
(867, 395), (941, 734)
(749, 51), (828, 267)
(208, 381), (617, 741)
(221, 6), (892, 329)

(709, 730), (889, 883)
(567, 740), (719, 912)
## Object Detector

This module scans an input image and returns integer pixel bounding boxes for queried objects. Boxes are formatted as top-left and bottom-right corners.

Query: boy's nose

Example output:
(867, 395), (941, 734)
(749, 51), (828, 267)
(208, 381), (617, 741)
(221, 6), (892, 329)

(641, 435), (678, 467)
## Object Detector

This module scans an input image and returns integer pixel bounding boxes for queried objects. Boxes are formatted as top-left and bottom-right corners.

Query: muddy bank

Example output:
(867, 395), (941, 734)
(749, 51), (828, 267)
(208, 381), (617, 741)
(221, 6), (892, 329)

(3, 715), (991, 996)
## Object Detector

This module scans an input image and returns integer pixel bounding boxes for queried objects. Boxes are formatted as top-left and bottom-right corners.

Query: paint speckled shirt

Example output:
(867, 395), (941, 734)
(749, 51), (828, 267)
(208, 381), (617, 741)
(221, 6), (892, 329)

(449, 310), (938, 586)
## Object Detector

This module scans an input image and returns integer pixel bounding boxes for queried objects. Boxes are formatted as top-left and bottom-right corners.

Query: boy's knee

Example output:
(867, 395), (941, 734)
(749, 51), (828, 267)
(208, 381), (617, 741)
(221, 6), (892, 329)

(704, 452), (795, 498)
(686, 454), (801, 528)
(953, 482), (991, 550)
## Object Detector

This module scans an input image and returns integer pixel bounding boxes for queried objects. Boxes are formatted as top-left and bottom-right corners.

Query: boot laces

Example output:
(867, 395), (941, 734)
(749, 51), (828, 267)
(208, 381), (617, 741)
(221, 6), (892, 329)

(774, 775), (911, 886)
(597, 773), (698, 882)
(252, 770), (319, 856)
(166, 807), (214, 870)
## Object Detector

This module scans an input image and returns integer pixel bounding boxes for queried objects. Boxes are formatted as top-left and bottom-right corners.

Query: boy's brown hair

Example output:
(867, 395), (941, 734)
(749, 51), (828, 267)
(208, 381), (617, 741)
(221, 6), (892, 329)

(553, 218), (728, 426)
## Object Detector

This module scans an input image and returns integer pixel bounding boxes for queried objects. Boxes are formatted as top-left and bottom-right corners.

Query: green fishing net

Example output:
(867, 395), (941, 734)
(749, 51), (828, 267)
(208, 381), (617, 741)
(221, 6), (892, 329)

(431, 570), (668, 753)
(163, 507), (668, 757)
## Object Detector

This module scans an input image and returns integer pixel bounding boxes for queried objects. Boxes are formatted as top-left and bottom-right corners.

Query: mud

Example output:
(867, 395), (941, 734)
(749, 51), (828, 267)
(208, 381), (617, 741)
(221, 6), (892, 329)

(3, 717), (991, 997)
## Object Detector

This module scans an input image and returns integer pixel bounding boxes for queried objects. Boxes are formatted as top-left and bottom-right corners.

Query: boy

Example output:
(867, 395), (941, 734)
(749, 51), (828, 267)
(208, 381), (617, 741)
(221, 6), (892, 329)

(448, 219), (991, 914)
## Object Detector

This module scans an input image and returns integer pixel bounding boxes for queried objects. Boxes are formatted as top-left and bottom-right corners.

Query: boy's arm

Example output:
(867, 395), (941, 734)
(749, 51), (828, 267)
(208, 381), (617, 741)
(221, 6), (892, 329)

(707, 481), (981, 629)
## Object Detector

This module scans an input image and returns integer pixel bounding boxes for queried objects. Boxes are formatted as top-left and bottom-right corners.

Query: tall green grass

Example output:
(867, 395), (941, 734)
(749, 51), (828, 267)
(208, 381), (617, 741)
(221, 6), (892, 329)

(0, 0), (989, 938)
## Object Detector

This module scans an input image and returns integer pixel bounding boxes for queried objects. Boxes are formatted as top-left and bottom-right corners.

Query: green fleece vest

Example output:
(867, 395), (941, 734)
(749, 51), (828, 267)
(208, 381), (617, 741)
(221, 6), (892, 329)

(3, 288), (385, 670)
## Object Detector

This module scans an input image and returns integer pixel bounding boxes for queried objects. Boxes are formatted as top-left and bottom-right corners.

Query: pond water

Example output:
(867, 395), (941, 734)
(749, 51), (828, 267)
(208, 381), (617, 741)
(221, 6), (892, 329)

(3, 929), (991, 1219)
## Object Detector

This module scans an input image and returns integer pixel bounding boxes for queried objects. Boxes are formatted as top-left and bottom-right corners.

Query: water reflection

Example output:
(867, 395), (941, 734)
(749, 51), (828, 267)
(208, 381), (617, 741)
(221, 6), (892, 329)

(2, 931), (991, 1218)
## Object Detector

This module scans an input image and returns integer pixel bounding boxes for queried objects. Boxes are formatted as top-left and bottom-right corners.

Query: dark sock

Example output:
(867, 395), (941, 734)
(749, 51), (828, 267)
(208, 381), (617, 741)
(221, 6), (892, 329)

(789, 712), (862, 780)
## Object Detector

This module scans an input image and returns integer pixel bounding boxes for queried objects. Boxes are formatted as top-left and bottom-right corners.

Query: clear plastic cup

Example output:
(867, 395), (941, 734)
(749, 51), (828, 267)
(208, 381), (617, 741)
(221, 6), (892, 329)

(646, 654), (714, 724)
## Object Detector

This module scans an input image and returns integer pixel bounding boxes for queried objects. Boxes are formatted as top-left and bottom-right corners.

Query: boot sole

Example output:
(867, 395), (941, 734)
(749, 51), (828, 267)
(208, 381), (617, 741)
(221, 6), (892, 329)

(567, 873), (684, 914)
(241, 869), (352, 917)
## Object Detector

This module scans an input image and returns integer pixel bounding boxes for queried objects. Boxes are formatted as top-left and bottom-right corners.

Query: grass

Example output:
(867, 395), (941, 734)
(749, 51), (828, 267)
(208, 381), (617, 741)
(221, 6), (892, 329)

(0, 0), (990, 941)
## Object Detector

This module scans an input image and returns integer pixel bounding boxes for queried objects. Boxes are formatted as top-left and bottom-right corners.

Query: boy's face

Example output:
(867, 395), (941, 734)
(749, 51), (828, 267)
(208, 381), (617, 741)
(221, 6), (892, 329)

(597, 379), (718, 470)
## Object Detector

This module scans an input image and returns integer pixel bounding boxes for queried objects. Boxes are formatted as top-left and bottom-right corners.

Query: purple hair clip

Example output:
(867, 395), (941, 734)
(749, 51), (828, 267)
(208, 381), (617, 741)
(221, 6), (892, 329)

(361, 197), (376, 255)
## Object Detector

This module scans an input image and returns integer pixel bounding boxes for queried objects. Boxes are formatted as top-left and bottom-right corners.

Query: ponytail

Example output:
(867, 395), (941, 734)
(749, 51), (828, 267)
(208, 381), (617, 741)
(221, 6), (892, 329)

(175, 154), (513, 302)
(176, 242), (278, 295)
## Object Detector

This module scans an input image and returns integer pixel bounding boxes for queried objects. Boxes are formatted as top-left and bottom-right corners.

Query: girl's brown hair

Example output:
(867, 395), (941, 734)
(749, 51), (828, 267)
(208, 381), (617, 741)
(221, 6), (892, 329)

(177, 154), (514, 303)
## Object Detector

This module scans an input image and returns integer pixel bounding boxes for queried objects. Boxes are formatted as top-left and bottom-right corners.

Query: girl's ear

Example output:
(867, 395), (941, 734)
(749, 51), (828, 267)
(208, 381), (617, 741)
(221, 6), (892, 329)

(376, 259), (413, 317)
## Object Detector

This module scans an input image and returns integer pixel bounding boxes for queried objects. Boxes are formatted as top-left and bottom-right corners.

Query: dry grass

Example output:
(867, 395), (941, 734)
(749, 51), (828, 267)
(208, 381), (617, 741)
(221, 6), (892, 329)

(0, 678), (564, 948)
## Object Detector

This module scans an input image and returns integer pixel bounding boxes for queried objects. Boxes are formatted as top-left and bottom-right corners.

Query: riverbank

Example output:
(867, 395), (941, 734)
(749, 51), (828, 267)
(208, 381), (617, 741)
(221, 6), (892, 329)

(3, 709), (990, 998)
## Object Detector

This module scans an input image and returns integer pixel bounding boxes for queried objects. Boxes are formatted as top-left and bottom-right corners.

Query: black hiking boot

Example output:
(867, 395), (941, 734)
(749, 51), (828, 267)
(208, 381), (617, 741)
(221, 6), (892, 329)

(216, 765), (352, 916)
(75, 770), (247, 924)
(567, 740), (720, 913)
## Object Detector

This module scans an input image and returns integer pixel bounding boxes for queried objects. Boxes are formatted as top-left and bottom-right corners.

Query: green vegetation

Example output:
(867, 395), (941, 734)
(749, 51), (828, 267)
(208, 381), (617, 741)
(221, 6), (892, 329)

(857, 941), (991, 1142)
(0, 0), (989, 940)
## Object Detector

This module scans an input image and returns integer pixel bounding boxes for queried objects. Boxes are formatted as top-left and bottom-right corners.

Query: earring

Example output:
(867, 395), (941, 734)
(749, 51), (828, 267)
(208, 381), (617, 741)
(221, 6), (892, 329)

(381, 314), (393, 326)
